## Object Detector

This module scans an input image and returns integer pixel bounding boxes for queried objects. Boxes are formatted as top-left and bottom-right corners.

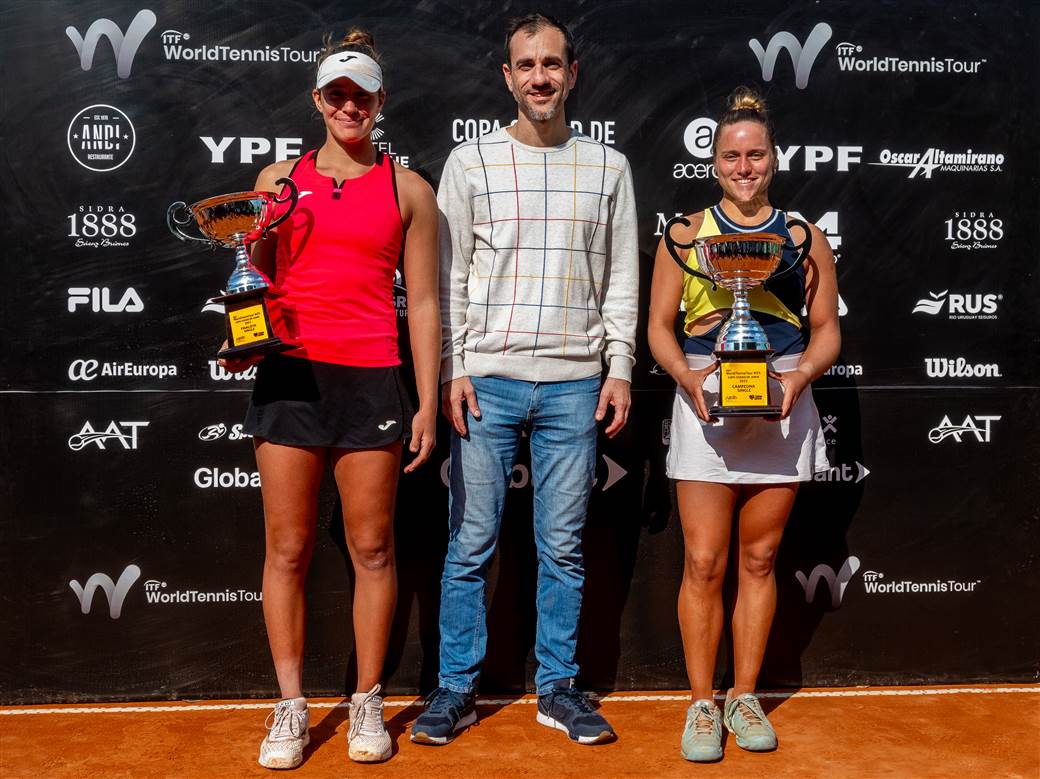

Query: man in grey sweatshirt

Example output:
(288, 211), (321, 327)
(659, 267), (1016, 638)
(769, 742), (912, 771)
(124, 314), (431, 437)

(411, 13), (638, 747)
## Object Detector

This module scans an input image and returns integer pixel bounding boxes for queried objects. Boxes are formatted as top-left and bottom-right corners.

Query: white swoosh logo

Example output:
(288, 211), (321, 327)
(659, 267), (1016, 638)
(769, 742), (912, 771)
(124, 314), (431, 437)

(378, 420), (397, 431)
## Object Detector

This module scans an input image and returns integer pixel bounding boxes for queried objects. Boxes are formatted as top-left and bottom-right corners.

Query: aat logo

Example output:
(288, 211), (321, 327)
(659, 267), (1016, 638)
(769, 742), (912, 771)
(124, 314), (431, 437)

(927, 415), (1000, 444)
(66, 9), (156, 79)
(69, 564), (142, 619)
(68, 420), (149, 451)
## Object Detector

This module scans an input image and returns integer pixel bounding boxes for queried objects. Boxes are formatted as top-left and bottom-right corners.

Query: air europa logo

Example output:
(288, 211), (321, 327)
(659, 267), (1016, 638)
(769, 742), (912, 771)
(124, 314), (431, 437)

(68, 359), (177, 381)
(66, 9), (156, 78)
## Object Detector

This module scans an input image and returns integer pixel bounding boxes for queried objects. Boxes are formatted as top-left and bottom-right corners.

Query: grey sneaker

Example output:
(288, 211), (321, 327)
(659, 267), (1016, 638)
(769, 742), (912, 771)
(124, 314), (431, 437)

(410, 687), (477, 745)
(259, 697), (310, 769)
(723, 691), (777, 751)
(347, 684), (392, 763)
(681, 699), (723, 762)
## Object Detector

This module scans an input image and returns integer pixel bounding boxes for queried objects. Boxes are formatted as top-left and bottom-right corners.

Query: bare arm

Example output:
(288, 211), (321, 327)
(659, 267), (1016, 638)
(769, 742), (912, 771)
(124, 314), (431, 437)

(397, 166), (441, 470)
(249, 160), (295, 280)
(649, 213), (718, 422)
(774, 222), (841, 417)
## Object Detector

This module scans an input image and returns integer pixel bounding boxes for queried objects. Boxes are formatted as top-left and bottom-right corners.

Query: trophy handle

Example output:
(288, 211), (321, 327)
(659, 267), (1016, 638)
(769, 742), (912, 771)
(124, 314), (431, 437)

(764, 216), (814, 290)
(663, 215), (717, 289)
(166, 201), (212, 246)
(264, 177), (299, 233)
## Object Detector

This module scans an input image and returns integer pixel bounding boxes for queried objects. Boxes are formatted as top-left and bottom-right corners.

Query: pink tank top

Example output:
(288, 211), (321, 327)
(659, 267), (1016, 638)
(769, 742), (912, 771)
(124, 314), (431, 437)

(267, 149), (403, 367)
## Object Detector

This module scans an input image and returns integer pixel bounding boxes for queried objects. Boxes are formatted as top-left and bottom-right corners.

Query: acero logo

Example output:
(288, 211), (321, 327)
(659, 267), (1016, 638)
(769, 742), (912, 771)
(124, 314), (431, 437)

(796, 555), (860, 608)
(69, 564), (142, 619)
(928, 415), (1000, 444)
(68, 287), (143, 313)
(68, 421), (149, 450)
(912, 290), (1001, 320)
(68, 105), (136, 172)
(749, 22), (833, 89)
(66, 9), (156, 79)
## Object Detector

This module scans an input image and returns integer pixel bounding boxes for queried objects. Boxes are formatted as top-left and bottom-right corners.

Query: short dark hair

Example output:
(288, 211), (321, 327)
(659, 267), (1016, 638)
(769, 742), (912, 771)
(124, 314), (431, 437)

(504, 13), (575, 66)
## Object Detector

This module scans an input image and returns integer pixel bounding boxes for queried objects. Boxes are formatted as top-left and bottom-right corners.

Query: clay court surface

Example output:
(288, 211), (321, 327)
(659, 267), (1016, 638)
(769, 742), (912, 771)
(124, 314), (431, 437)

(2, 686), (1037, 778)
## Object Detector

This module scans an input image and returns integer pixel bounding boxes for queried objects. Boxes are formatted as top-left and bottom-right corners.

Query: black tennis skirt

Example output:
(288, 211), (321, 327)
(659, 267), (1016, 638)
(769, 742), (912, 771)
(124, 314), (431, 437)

(243, 354), (414, 449)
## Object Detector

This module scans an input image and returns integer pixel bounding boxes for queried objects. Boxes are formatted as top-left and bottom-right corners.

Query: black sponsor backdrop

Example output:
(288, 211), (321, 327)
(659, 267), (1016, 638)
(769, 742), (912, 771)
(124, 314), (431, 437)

(1, 0), (1037, 702)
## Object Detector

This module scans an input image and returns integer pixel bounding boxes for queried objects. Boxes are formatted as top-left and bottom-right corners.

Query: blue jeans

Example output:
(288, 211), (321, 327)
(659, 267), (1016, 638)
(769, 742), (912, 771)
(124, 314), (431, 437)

(437, 375), (600, 695)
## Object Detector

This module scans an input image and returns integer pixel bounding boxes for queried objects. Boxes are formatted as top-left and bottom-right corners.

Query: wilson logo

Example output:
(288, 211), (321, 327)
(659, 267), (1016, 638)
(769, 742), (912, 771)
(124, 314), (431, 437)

(924, 358), (1001, 379)
(66, 9), (156, 78)
(69, 564), (142, 619)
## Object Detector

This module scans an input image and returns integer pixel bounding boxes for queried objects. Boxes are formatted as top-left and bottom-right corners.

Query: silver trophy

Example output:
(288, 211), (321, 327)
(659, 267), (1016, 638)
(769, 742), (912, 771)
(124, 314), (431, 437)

(664, 217), (811, 416)
(167, 177), (298, 358)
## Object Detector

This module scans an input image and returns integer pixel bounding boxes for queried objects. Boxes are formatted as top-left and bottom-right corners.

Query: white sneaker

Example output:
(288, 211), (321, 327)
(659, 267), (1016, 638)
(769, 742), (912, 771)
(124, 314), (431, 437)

(347, 684), (393, 762)
(259, 697), (310, 769)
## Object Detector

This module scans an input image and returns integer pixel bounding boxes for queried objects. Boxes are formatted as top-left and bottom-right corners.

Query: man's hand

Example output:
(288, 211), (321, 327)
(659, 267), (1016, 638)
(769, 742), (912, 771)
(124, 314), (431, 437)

(595, 377), (631, 438)
(403, 407), (437, 473)
(440, 377), (481, 436)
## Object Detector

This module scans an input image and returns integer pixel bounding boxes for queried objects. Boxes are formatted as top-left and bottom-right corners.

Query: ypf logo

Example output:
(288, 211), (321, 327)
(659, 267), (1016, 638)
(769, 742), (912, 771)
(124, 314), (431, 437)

(68, 421), (149, 450)
(749, 22), (834, 89)
(795, 555), (861, 608)
(68, 105), (136, 172)
(928, 415), (1000, 444)
(69, 564), (142, 619)
(201, 136), (303, 164)
(66, 9), (156, 79)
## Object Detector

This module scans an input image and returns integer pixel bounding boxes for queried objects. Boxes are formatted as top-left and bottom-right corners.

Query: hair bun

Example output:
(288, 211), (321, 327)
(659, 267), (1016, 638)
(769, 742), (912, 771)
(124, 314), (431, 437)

(728, 86), (767, 115)
(341, 28), (375, 50)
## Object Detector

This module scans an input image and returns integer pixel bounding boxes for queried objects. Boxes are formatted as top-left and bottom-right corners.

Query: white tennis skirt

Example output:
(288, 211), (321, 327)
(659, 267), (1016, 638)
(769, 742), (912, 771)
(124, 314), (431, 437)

(665, 353), (830, 484)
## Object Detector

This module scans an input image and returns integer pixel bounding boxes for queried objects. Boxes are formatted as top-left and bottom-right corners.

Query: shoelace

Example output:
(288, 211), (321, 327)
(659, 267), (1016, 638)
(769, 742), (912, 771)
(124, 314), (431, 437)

(547, 687), (594, 715)
(349, 688), (385, 740)
(735, 696), (765, 729)
(265, 700), (304, 740)
(424, 688), (463, 717)
(692, 704), (717, 735)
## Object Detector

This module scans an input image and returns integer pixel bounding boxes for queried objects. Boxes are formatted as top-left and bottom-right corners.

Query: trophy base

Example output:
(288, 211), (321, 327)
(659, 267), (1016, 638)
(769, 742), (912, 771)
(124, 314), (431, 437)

(709, 404), (783, 418)
(712, 349), (779, 418)
(216, 338), (294, 361)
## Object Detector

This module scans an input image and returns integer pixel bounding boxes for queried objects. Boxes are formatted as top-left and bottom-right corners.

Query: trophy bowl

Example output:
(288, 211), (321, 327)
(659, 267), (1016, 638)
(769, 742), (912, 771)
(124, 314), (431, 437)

(693, 232), (785, 288)
(188, 191), (284, 249)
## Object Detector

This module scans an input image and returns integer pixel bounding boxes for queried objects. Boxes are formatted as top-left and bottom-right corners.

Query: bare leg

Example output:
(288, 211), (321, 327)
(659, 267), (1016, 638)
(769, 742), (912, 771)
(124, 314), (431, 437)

(676, 481), (739, 701)
(731, 483), (798, 696)
(255, 439), (326, 699)
(332, 443), (402, 692)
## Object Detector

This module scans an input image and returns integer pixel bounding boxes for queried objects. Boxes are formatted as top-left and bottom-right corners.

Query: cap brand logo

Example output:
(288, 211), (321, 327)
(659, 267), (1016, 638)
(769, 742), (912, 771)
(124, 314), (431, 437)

(66, 9), (156, 78)
(749, 22), (833, 89)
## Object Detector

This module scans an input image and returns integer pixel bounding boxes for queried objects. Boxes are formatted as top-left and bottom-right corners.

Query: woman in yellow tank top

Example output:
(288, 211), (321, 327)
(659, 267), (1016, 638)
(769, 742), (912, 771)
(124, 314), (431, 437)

(648, 87), (841, 762)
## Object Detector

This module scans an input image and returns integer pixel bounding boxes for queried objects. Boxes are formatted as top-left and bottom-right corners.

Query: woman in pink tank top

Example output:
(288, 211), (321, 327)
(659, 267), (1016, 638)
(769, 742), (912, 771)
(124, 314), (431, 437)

(218, 29), (440, 768)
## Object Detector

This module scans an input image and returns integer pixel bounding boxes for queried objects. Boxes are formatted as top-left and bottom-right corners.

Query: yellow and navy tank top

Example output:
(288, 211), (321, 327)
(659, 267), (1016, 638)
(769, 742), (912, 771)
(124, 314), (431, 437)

(682, 205), (807, 356)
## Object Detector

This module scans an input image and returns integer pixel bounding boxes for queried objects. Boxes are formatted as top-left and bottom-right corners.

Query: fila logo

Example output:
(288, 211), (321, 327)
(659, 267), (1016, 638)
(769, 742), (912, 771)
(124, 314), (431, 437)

(66, 9), (157, 79)
(68, 287), (143, 313)
(795, 556), (861, 607)
(749, 22), (833, 89)
(69, 564), (141, 619)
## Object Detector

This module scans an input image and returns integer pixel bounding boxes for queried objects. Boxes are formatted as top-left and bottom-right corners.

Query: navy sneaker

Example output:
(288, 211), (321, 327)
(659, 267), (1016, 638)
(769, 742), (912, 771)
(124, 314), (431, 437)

(409, 687), (476, 745)
(536, 680), (616, 744)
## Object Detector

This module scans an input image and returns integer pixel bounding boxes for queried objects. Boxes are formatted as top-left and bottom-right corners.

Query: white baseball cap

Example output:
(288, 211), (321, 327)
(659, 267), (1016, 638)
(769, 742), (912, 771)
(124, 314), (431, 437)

(316, 51), (383, 93)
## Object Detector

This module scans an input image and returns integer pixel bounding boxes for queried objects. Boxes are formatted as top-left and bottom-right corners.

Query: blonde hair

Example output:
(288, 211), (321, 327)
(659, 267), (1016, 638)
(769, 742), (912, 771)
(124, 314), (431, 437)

(315, 28), (383, 83)
(712, 86), (775, 157)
